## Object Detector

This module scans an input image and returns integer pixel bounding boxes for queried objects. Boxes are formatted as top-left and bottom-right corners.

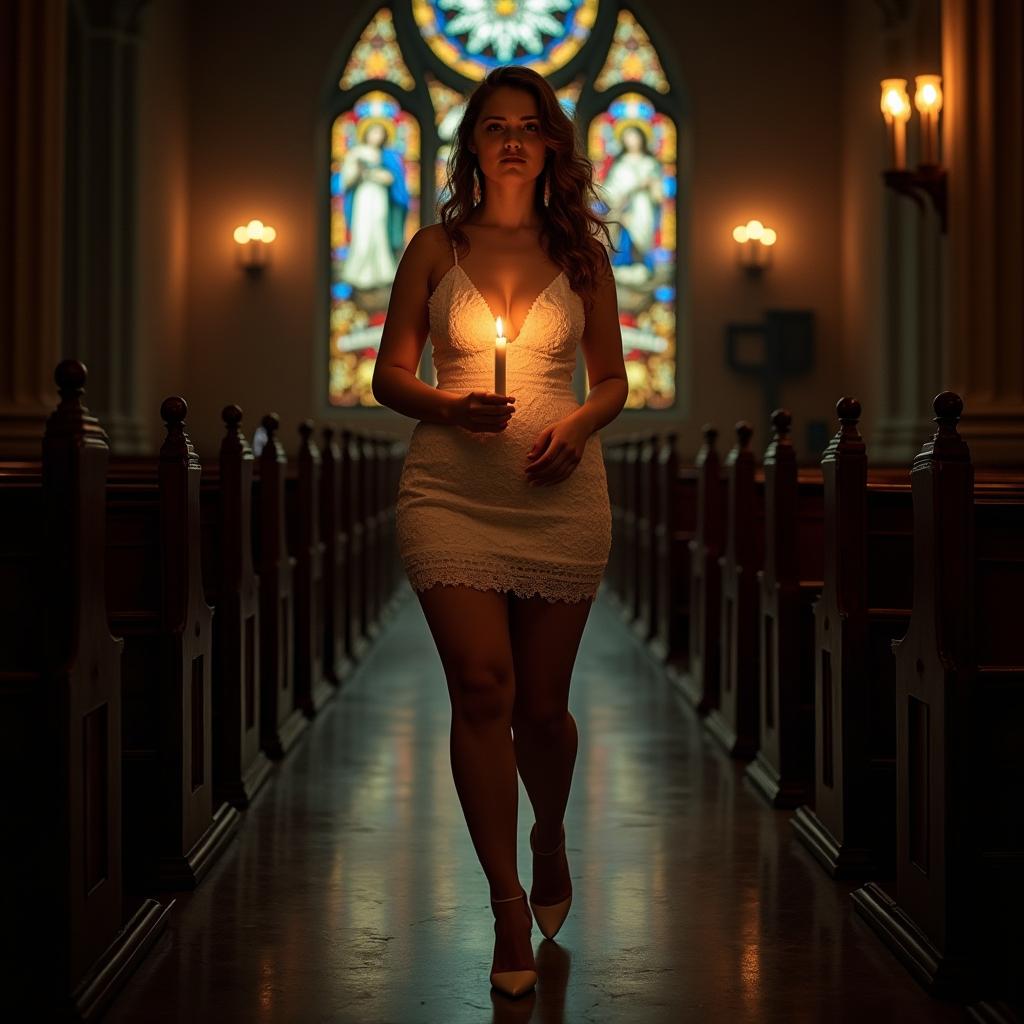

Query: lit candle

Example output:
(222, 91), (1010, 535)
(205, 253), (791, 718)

(494, 316), (507, 395)
(880, 78), (911, 170)
(914, 74), (943, 166)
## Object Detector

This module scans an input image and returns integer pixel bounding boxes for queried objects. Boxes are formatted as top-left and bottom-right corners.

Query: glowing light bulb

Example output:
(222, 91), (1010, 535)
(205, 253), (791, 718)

(733, 225), (749, 243)
(761, 228), (777, 246)
(262, 226), (277, 243)
(914, 74), (943, 114)
(233, 225), (249, 244)
(745, 219), (765, 240)
(246, 219), (265, 240)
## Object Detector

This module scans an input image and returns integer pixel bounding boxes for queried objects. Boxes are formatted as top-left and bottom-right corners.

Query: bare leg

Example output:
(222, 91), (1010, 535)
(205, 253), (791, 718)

(508, 593), (594, 901)
(415, 584), (533, 973)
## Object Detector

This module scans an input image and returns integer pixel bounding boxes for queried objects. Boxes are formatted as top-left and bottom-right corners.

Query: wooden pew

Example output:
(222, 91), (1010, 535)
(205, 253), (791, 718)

(651, 433), (697, 673)
(199, 405), (272, 809)
(288, 421), (332, 718)
(105, 397), (240, 898)
(746, 411), (823, 808)
(792, 400), (913, 880)
(679, 426), (725, 714)
(320, 426), (354, 685)
(253, 413), (308, 758)
(851, 393), (1024, 1011)
(361, 433), (380, 641)
(604, 440), (625, 602)
(344, 428), (370, 663)
(0, 362), (172, 1019)
(705, 422), (764, 758)
(634, 432), (659, 638)
(621, 435), (642, 621)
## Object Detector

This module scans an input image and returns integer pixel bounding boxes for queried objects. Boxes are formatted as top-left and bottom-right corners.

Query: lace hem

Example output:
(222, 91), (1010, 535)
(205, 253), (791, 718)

(402, 551), (604, 604)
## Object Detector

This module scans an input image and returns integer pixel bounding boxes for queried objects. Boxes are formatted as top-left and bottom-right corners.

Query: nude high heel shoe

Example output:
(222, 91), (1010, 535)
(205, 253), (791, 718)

(489, 889), (538, 998)
(529, 823), (572, 940)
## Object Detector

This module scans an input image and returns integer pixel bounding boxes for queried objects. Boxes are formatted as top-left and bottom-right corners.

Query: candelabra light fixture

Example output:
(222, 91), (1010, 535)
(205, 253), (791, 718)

(233, 219), (277, 272)
(732, 219), (777, 274)
(880, 75), (947, 231)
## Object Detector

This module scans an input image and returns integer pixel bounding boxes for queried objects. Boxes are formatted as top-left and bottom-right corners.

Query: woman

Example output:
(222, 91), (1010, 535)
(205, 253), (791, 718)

(371, 66), (628, 999)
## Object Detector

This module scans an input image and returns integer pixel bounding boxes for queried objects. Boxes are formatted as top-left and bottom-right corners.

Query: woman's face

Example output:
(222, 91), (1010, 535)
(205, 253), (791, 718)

(365, 123), (387, 148)
(623, 126), (645, 154)
(469, 86), (547, 187)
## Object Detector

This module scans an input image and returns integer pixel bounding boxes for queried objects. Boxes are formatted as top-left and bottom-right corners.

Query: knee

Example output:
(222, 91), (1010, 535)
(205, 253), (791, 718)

(449, 663), (515, 726)
(512, 697), (570, 741)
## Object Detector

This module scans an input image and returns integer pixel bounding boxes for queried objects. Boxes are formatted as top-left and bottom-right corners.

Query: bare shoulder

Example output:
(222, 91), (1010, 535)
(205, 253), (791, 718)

(399, 224), (453, 289)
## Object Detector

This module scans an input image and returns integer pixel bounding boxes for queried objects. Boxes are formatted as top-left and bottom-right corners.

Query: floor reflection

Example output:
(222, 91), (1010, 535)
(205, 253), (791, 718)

(104, 587), (963, 1023)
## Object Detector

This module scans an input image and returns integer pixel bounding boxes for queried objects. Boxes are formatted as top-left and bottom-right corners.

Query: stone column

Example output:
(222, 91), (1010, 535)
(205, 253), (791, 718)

(871, 0), (948, 464)
(942, 0), (1024, 464)
(62, 0), (151, 453)
(0, 0), (66, 455)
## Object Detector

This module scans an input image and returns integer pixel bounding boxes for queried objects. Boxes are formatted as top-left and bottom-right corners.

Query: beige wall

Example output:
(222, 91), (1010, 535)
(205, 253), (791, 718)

(135, 0), (880, 463)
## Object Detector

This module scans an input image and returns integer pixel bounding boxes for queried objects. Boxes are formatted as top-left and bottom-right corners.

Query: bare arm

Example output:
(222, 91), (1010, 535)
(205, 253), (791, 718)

(570, 257), (629, 434)
(371, 226), (457, 425)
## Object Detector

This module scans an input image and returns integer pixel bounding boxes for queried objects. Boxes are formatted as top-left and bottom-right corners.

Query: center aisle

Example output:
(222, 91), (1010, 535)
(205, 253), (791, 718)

(104, 587), (959, 1023)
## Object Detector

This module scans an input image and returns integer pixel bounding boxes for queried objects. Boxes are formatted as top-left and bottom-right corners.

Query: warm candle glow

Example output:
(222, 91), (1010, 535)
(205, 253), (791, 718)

(496, 316), (504, 339)
(732, 220), (777, 270)
(880, 79), (910, 170)
(914, 74), (943, 114)
(234, 217), (277, 270)
(880, 79), (911, 122)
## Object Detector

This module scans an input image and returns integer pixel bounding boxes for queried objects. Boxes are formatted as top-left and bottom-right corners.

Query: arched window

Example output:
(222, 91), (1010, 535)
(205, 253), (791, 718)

(326, 2), (683, 412)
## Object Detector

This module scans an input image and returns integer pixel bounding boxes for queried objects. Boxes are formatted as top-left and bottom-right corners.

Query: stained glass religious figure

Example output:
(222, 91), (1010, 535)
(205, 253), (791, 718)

(589, 93), (677, 409)
(329, 91), (421, 406)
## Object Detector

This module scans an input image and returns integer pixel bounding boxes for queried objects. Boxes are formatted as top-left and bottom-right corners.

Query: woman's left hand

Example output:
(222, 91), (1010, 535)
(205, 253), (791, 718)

(525, 412), (591, 486)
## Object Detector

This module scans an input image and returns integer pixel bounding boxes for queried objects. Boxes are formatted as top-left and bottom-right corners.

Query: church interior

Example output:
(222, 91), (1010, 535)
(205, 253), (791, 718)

(1, 0), (1022, 1020)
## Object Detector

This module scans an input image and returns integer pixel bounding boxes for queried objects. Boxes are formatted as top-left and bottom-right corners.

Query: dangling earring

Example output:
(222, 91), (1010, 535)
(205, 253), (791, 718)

(543, 167), (551, 208)
(472, 166), (482, 206)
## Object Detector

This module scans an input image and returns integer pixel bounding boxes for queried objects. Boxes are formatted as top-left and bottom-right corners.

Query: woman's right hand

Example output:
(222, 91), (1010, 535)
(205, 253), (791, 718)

(447, 390), (516, 433)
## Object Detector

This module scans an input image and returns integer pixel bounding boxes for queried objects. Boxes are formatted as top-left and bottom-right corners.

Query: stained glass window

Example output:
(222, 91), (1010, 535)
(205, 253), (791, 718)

(412, 0), (599, 81)
(329, 92), (421, 406)
(328, 3), (681, 412)
(339, 8), (415, 91)
(594, 9), (669, 93)
(589, 92), (677, 408)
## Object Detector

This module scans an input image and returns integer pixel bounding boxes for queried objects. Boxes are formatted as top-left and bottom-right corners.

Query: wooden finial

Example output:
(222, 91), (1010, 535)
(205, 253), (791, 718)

(933, 390), (963, 427)
(836, 396), (862, 426)
(161, 396), (187, 425)
(298, 419), (314, 443)
(45, 359), (108, 445)
(916, 391), (969, 466)
(701, 424), (718, 448)
(322, 425), (334, 443)
(771, 409), (792, 441)
(54, 359), (88, 402)
(261, 412), (280, 438)
(735, 421), (753, 449)
(222, 404), (243, 432)
(160, 396), (198, 466)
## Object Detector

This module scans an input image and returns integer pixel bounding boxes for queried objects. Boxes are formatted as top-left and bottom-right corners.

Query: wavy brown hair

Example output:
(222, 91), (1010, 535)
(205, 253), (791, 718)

(437, 66), (615, 315)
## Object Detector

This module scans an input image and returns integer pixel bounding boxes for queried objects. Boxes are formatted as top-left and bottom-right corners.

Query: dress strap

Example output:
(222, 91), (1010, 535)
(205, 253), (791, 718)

(451, 239), (458, 267)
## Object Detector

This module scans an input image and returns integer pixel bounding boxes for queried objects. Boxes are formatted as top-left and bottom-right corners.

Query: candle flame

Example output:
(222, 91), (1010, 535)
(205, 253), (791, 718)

(496, 316), (504, 337)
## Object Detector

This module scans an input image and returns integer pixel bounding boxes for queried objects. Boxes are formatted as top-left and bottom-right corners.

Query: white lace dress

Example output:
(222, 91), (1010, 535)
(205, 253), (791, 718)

(395, 244), (612, 603)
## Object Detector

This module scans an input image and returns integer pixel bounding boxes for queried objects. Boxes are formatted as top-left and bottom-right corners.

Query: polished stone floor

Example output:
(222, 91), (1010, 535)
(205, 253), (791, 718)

(104, 586), (965, 1023)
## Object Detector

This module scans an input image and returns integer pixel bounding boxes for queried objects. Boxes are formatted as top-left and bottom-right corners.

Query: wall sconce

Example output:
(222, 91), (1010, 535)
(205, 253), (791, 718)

(880, 75), (947, 231)
(732, 219), (777, 274)
(233, 218), (277, 272)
